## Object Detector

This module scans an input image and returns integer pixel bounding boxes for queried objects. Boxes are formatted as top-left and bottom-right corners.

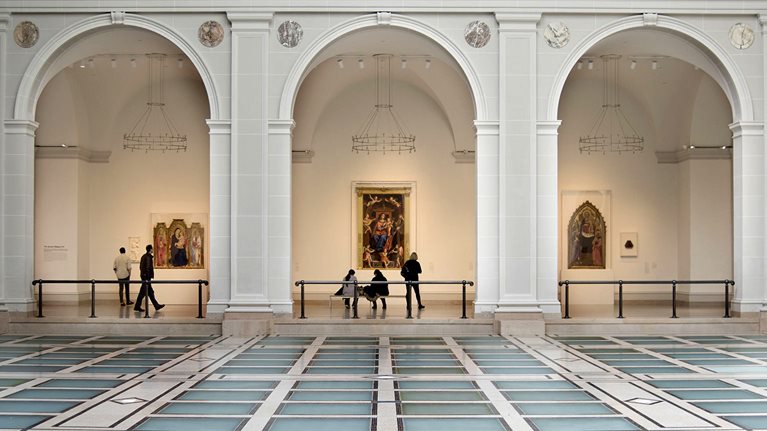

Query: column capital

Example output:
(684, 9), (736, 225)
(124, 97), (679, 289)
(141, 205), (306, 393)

(536, 120), (562, 135)
(206, 119), (232, 135)
(495, 13), (541, 32)
(268, 119), (296, 136)
(758, 14), (767, 32)
(4, 119), (39, 136)
(0, 13), (10, 31)
(474, 120), (500, 136)
(729, 121), (764, 138)
(227, 12), (273, 31)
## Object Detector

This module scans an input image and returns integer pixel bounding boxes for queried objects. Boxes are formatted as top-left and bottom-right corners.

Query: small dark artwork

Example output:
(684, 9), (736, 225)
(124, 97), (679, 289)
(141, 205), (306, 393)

(357, 189), (409, 269)
(567, 201), (606, 269)
(153, 219), (204, 269)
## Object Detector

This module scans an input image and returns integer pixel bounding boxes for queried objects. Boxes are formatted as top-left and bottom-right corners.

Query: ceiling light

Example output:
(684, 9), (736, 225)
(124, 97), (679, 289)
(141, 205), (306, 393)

(424, 58), (431, 69)
(79, 60), (85, 69)
(123, 54), (187, 153)
(351, 54), (415, 155)
(358, 58), (364, 69)
(630, 60), (636, 70)
(111, 58), (117, 68)
(579, 54), (644, 155)
(337, 58), (344, 69)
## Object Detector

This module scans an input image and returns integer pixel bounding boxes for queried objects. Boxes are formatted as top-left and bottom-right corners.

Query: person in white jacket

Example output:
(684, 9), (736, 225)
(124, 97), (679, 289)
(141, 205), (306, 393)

(113, 247), (133, 306)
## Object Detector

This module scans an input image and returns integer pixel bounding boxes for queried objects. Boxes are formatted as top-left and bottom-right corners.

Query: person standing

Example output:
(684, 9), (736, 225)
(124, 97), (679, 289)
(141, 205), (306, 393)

(401, 252), (424, 315)
(135, 244), (165, 313)
(113, 247), (133, 306)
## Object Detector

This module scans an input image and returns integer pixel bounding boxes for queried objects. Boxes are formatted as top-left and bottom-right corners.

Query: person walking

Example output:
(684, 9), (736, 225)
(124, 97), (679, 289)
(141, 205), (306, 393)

(134, 244), (165, 313)
(113, 247), (133, 306)
(401, 252), (424, 316)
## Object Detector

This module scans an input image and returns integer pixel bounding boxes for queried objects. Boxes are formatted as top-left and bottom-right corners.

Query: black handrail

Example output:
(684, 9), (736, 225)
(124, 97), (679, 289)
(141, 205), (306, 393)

(557, 279), (734, 319)
(31, 279), (209, 319)
(294, 280), (474, 319)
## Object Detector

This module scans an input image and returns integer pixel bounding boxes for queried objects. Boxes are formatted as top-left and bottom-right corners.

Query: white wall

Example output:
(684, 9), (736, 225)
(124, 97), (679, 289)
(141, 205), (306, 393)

(558, 67), (732, 302)
(292, 78), (476, 297)
(34, 63), (210, 304)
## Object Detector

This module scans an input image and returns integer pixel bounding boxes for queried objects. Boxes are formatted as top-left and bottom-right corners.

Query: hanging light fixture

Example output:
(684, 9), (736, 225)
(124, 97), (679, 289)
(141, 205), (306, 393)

(351, 54), (415, 154)
(123, 53), (187, 153)
(579, 54), (644, 154)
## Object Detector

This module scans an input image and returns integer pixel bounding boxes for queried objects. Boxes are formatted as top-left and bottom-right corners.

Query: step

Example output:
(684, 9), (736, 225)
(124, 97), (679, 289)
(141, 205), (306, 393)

(273, 317), (495, 336)
(545, 316), (760, 336)
(7, 316), (223, 336)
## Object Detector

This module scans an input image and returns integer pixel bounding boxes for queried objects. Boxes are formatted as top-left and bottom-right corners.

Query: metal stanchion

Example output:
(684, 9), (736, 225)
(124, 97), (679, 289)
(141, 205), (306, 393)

(36, 280), (44, 318)
(300, 281), (306, 319)
(564, 281), (570, 319)
(724, 280), (731, 318)
(671, 280), (678, 318)
(144, 281), (150, 318)
(406, 282), (413, 319)
(197, 280), (204, 318)
(461, 281), (467, 319)
(352, 280), (359, 319)
(618, 280), (624, 318)
(89, 280), (96, 318)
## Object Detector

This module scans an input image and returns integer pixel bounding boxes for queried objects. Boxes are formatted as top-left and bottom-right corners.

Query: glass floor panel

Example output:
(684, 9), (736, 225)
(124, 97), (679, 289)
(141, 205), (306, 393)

(399, 391), (486, 401)
(36, 379), (123, 388)
(528, 417), (640, 431)
(178, 390), (271, 401)
(402, 418), (506, 431)
(480, 367), (555, 374)
(694, 401), (767, 413)
(0, 414), (51, 428)
(136, 417), (246, 431)
(278, 403), (372, 415)
(601, 360), (673, 367)
(667, 389), (764, 400)
(288, 391), (373, 401)
(217, 367), (291, 374)
(723, 415), (767, 429)
(0, 400), (79, 413)
(193, 380), (278, 390)
(7, 388), (105, 399)
(398, 381), (477, 389)
(646, 379), (734, 389)
(615, 367), (694, 374)
(394, 367), (465, 375)
(295, 381), (374, 389)
(157, 402), (258, 415)
(400, 402), (496, 415)
(516, 402), (615, 415)
(503, 390), (595, 401)
(268, 418), (371, 431)
(494, 381), (577, 390)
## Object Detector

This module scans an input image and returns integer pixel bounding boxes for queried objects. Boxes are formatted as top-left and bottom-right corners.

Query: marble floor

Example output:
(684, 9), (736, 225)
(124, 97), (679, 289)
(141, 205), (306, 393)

(2, 334), (767, 430)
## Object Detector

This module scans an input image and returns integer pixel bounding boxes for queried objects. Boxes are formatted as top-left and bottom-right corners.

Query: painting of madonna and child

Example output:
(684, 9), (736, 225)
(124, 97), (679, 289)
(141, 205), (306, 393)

(357, 188), (410, 270)
(567, 201), (606, 269)
(153, 218), (205, 269)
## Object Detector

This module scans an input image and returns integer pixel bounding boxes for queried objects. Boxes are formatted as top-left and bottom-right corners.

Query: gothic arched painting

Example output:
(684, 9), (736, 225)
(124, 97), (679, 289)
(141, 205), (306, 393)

(567, 201), (606, 269)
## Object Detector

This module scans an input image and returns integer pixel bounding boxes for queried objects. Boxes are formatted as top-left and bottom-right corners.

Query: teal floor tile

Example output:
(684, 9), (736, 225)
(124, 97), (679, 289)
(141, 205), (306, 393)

(136, 417), (245, 431)
(694, 401), (767, 413)
(37, 379), (122, 388)
(400, 402), (495, 415)
(178, 390), (270, 401)
(399, 391), (485, 401)
(305, 367), (377, 374)
(503, 390), (594, 401)
(288, 391), (372, 401)
(493, 381), (577, 390)
(279, 403), (371, 415)
(647, 380), (733, 389)
(0, 415), (51, 428)
(0, 400), (79, 413)
(480, 367), (554, 374)
(616, 366), (693, 374)
(723, 415), (767, 429)
(217, 367), (291, 374)
(158, 402), (258, 415)
(193, 380), (278, 389)
(268, 418), (371, 431)
(295, 381), (374, 389)
(528, 417), (640, 431)
(394, 367), (464, 375)
(402, 418), (506, 431)
(515, 402), (614, 415)
(667, 389), (764, 400)
(7, 388), (105, 399)
(398, 381), (476, 389)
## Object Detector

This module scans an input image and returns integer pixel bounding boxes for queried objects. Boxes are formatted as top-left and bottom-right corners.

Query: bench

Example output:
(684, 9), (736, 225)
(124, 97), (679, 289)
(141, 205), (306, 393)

(329, 294), (407, 311)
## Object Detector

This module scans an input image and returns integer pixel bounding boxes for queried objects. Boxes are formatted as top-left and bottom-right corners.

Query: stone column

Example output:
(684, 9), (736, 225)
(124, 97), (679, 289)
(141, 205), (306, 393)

(206, 119), (231, 315)
(494, 13), (545, 318)
(225, 12), (274, 325)
(2, 119), (38, 314)
(0, 14), (8, 325)
(474, 120), (501, 315)
(536, 120), (562, 315)
(730, 121), (765, 315)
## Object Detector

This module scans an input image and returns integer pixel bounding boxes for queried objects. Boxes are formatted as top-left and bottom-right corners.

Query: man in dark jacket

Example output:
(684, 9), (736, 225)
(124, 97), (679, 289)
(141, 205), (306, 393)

(134, 244), (165, 312)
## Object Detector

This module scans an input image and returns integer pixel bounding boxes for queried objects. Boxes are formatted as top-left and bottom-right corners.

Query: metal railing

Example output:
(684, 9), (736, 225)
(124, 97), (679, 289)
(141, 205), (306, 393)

(31, 279), (209, 319)
(557, 279), (735, 319)
(294, 280), (474, 319)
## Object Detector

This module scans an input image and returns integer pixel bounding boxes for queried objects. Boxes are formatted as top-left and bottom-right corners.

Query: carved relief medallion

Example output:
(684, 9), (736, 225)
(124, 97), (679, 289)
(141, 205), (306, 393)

(729, 23), (754, 50)
(544, 21), (570, 48)
(464, 20), (491, 48)
(198, 20), (224, 48)
(277, 20), (303, 48)
(14, 21), (39, 48)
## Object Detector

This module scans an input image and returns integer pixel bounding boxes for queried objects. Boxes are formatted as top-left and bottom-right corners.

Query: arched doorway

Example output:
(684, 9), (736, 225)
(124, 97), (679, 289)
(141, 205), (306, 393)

(283, 18), (483, 318)
(550, 17), (756, 318)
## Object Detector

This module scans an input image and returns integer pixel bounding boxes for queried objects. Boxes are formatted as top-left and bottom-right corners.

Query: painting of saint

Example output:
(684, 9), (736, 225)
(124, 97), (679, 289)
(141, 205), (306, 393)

(189, 223), (204, 268)
(567, 201), (606, 269)
(357, 187), (410, 269)
(167, 219), (189, 268)
(153, 224), (169, 268)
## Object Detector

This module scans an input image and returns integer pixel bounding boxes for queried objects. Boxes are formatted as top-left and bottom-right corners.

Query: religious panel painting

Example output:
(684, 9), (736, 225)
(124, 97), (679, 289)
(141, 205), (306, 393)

(567, 201), (606, 269)
(152, 218), (205, 269)
(357, 187), (411, 270)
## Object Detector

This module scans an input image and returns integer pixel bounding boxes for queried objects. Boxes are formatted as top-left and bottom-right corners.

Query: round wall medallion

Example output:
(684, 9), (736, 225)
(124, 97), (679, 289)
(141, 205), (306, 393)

(729, 23), (754, 50)
(464, 20), (491, 48)
(14, 21), (39, 48)
(198, 20), (224, 48)
(277, 20), (303, 48)
(543, 21), (570, 48)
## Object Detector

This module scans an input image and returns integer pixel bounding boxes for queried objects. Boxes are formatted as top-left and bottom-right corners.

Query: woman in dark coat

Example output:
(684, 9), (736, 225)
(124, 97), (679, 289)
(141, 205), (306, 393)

(364, 269), (389, 309)
(401, 252), (424, 310)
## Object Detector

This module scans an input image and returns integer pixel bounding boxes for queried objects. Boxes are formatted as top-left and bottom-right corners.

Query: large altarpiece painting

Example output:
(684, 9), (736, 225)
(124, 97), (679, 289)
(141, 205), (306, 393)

(567, 201), (606, 269)
(153, 217), (205, 269)
(356, 185), (411, 270)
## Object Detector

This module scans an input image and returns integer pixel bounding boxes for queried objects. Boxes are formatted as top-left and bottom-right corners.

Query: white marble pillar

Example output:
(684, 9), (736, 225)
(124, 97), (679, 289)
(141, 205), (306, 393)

(2, 120), (37, 313)
(267, 119), (294, 314)
(0, 14), (7, 316)
(495, 13), (544, 314)
(475, 120), (501, 315)
(226, 12), (274, 312)
(206, 119), (231, 315)
(730, 121), (765, 313)
(536, 120), (562, 314)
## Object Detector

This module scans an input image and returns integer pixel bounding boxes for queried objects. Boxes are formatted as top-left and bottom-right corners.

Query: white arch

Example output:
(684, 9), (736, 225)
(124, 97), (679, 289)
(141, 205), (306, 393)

(547, 14), (753, 123)
(278, 13), (486, 122)
(14, 13), (220, 121)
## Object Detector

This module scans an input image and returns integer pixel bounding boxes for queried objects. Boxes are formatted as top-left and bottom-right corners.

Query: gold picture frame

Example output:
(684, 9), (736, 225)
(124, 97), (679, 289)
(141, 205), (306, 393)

(355, 185), (412, 270)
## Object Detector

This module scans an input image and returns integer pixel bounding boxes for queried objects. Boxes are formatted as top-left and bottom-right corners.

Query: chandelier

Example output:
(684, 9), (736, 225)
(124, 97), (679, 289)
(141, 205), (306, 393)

(352, 54), (415, 154)
(123, 53), (187, 152)
(579, 54), (644, 154)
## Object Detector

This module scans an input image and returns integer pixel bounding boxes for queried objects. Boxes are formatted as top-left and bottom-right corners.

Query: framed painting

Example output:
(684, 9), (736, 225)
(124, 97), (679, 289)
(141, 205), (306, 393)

(153, 224), (169, 268)
(355, 184), (413, 270)
(151, 214), (206, 269)
(567, 200), (607, 269)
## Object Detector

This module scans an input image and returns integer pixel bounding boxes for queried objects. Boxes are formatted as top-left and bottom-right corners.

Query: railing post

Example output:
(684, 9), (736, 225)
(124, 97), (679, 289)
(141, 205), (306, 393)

(36, 280), (44, 318)
(618, 281), (624, 318)
(724, 280), (731, 318)
(352, 279), (359, 319)
(562, 281), (570, 319)
(89, 280), (97, 318)
(461, 280), (467, 319)
(144, 281), (150, 318)
(197, 280), (204, 319)
(406, 281), (413, 319)
(299, 281), (306, 319)
(671, 280), (678, 318)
